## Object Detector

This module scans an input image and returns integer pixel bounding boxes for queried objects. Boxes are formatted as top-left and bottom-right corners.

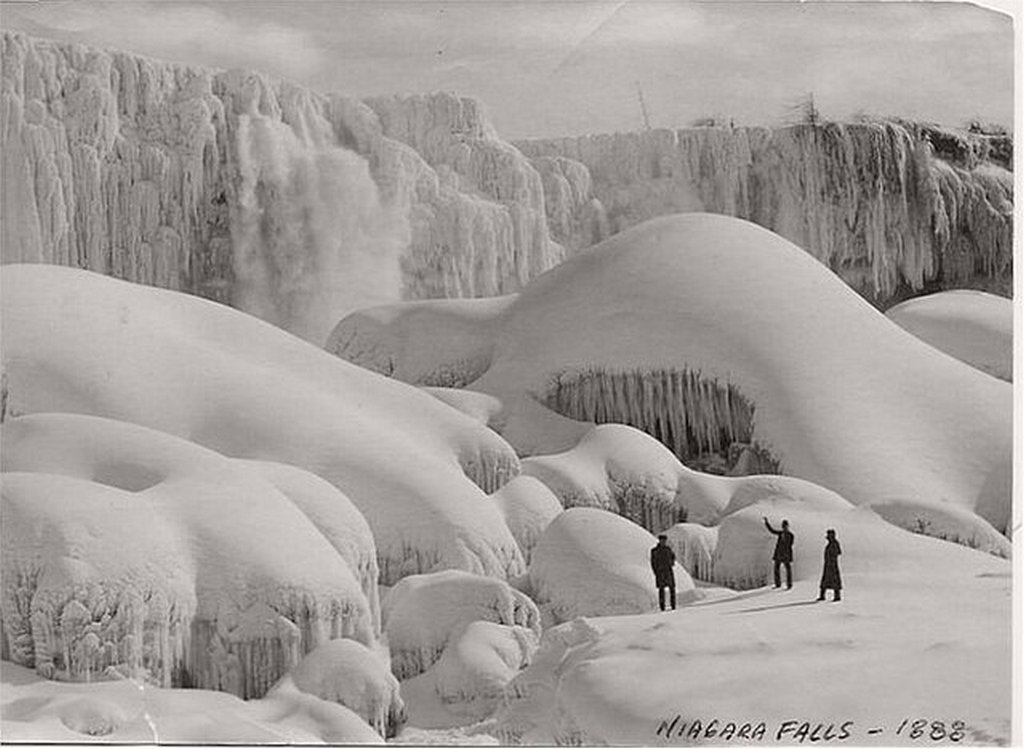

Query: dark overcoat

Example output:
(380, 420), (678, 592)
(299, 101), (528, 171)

(651, 544), (676, 588)
(820, 538), (842, 590)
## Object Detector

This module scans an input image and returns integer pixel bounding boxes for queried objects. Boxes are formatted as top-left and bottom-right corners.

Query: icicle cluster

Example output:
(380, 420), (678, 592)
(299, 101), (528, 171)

(517, 122), (1013, 304)
(459, 448), (521, 494)
(543, 367), (779, 473)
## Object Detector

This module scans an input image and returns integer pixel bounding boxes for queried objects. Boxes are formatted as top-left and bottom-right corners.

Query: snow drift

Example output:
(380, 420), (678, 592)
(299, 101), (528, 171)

(1, 413), (376, 697)
(1, 264), (525, 585)
(885, 290), (1012, 381)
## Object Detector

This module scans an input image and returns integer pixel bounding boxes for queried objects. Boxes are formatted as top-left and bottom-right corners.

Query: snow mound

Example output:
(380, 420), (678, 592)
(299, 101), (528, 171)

(236, 459), (382, 634)
(528, 508), (694, 623)
(327, 296), (514, 387)
(422, 387), (505, 428)
(430, 620), (539, 720)
(382, 570), (541, 681)
(521, 425), (683, 534)
(474, 214), (1011, 537)
(2, 413), (374, 697)
(288, 638), (405, 738)
(490, 476), (565, 565)
(1, 660), (383, 744)
(1, 264), (524, 584)
(886, 290), (1012, 381)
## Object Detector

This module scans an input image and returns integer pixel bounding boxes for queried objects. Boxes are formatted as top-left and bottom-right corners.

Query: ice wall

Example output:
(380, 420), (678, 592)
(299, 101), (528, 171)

(517, 122), (1013, 304)
(1, 33), (564, 341)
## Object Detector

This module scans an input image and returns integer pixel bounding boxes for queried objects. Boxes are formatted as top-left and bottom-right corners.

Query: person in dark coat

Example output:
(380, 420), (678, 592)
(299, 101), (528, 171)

(650, 534), (677, 611)
(763, 517), (794, 589)
(818, 529), (842, 601)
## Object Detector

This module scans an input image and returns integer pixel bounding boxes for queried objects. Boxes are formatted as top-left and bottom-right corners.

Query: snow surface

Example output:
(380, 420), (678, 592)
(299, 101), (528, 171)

(496, 504), (1013, 746)
(1, 264), (525, 584)
(1, 660), (384, 744)
(886, 290), (1012, 381)
(381, 570), (541, 681)
(528, 508), (695, 623)
(1, 413), (375, 696)
(288, 638), (405, 738)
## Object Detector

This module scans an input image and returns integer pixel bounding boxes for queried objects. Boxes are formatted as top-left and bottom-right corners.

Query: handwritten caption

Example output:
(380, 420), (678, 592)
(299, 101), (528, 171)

(655, 716), (967, 743)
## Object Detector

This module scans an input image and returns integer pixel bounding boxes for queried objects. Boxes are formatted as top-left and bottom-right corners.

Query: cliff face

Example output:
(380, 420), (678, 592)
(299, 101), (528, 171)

(1, 32), (1012, 340)
(517, 123), (1013, 305)
(1, 33), (562, 342)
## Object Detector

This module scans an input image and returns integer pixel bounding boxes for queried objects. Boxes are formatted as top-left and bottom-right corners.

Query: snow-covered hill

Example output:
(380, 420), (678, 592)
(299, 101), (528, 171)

(332, 214), (1012, 545)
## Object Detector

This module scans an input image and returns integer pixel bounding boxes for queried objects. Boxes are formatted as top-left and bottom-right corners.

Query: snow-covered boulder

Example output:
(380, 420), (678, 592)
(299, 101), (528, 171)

(2, 413), (374, 697)
(528, 508), (694, 623)
(288, 639), (405, 738)
(490, 476), (564, 565)
(473, 214), (1011, 538)
(430, 621), (539, 720)
(521, 425), (683, 534)
(1, 264), (524, 584)
(1, 660), (384, 744)
(886, 290), (1012, 381)
(382, 570), (541, 680)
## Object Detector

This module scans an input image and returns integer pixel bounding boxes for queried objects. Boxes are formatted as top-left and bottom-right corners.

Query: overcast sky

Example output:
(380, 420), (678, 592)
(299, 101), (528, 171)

(2, 0), (1015, 139)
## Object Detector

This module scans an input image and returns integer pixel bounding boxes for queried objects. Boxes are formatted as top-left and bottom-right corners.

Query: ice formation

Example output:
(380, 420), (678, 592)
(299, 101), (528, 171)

(287, 638), (405, 738)
(520, 425), (683, 534)
(528, 508), (695, 623)
(1, 264), (525, 585)
(1, 414), (379, 697)
(326, 295), (514, 386)
(381, 570), (541, 681)
(517, 122), (1013, 304)
(429, 621), (539, 720)
(886, 290), (1013, 381)
(1, 660), (384, 743)
(663, 523), (719, 582)
(0, 33), (566, 341)
(470, 214), (1012, 541)
(235, 460), (382, 634)
(490, 476), (564, 566)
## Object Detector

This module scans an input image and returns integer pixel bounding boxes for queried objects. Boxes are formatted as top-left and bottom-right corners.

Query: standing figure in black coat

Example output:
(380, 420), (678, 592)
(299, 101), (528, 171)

(650, 534), (677, 611)
(818, 529), (842, 601)
(763, 517), (794, 589)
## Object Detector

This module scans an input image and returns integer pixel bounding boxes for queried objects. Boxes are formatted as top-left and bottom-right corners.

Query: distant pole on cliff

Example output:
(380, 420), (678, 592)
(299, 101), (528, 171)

(635, 81), (653, 131)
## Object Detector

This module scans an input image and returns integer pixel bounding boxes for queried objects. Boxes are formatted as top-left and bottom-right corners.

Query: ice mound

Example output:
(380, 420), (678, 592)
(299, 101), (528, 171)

(490, 476), (564, 565)
(2, 413), (374, 696)
(473, 214), (1011, 537)
(528, 508), (694, 623)
(236, 460), (382, 634)
(382, 570), (541, 681)
(288, 638), (405, 738)
(1, 660), (383, 743)
(1, 264), (525, 584)
(663, 523), (719, 581)
(886, 290), (1012, 381)
(521, 425), (683, 534)
(495, 507), (1012, 745)
(430, 621), (539, 720)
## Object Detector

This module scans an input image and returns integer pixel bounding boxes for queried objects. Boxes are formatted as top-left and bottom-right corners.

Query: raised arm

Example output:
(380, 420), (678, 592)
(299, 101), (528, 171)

(763, 517), (779, 534)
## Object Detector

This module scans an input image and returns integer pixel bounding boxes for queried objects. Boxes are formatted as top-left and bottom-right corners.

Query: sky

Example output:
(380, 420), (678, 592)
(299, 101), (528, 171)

(1, 0), (1015, 139)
